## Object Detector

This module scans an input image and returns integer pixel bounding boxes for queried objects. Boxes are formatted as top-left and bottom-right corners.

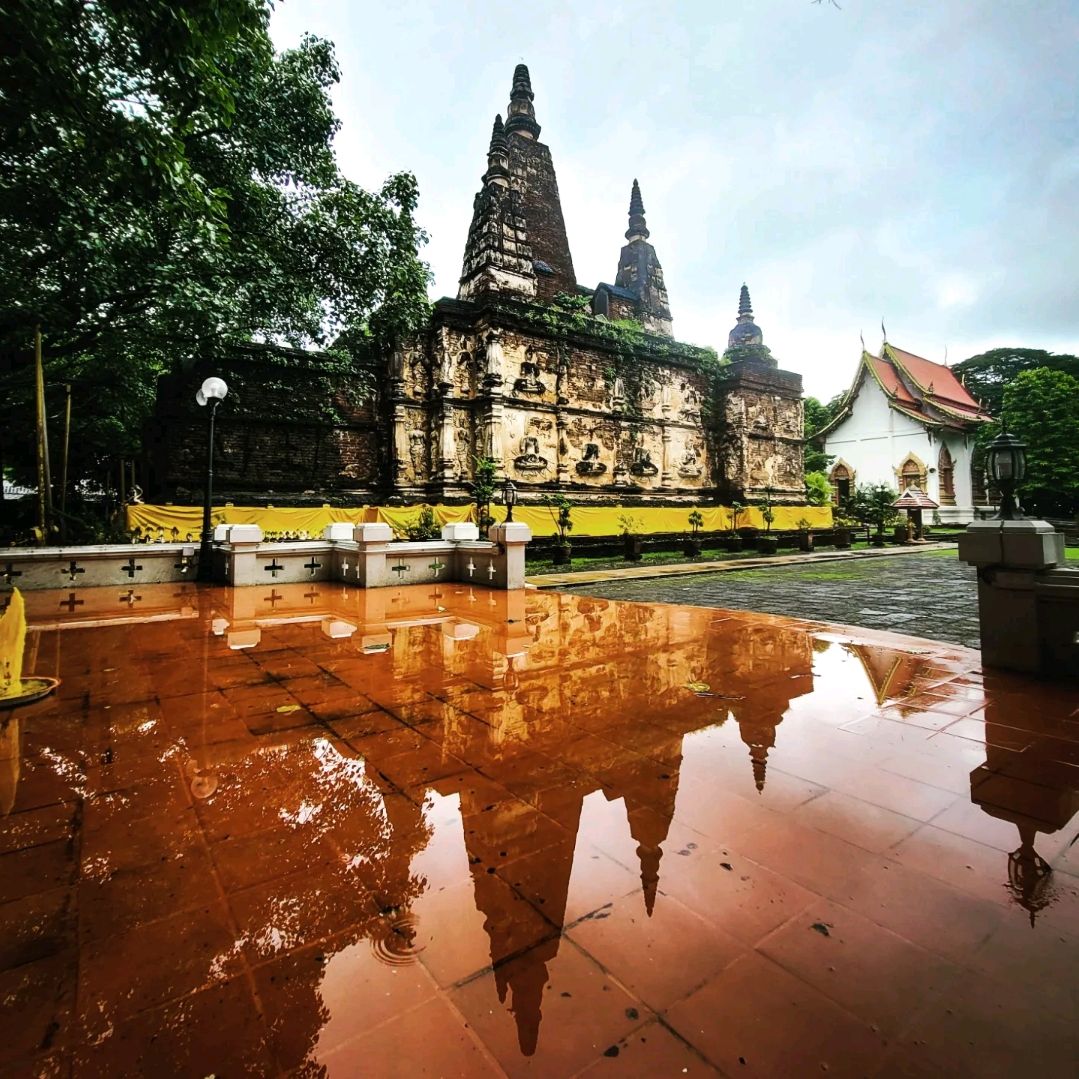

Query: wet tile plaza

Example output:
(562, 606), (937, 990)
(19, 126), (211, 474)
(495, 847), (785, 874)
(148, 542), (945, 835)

(2, 582), (1077, 1077)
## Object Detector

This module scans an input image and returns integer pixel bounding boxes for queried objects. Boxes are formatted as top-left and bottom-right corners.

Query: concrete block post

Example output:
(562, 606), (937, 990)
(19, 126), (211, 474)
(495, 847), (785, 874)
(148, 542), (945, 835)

(487, 522), (532, 589)
(958, 519), (1065, 674)
(224, 525), (264, 586)
(353, 523), (395, 588)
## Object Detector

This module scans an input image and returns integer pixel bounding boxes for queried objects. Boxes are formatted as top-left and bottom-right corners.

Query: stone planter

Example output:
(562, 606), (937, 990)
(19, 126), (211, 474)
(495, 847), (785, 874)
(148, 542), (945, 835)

(623, 537), (643, 562)
(683, 538), (702, 558)
(724, 534), (744, 552)
(893, 525), (910, 545)
(833, 527), (851, 549)
(798, 533), (814, 552)
(871, 533), (886, 547)
(552, 542), (572, 566)
(757, 534), (779, 555)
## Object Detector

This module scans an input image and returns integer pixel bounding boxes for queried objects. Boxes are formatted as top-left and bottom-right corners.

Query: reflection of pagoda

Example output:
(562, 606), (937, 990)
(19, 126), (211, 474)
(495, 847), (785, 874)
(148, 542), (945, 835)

(844, 643), (935, 707)
(969, 678), (1079, 925)
(711, 622), (814, 792)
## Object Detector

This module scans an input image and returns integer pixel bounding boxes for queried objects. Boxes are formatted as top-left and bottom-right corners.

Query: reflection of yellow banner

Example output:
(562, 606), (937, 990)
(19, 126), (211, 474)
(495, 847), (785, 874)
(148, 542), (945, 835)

(128, 503), (832, 539)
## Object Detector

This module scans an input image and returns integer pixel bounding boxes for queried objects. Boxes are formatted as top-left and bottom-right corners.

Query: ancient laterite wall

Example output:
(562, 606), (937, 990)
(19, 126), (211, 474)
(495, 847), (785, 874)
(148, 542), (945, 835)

(145, 346), (384, 503)
(389, 300), (716, 503)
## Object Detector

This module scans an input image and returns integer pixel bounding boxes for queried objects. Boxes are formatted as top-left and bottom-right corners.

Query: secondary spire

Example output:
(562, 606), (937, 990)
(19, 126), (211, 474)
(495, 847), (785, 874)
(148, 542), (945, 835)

(626, 178), (649, 240)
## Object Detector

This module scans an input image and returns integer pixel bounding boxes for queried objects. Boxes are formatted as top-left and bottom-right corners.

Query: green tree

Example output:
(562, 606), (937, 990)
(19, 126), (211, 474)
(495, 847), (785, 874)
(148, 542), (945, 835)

(1001, 368), (1079, 517)
(951, 348), (1079, 416)
(848, 483), (898, 539)
(0, 0), (430, 491)
(803, 394), (839, 472)
(471, 457), (498, 534)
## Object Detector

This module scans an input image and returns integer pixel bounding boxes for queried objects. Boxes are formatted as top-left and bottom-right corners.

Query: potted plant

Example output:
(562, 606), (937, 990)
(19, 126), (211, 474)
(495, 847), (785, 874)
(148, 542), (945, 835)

(471, 455), (498, 536)
(855, 483), (898, 547)
(756, 488), (778, 554)
(543, 494), (574, 565)
(619, 512), (643, 562)
(832, 514), (853, 549)
(796, 517), (814, 552)
(725, 502), (745, 551)
(684, 510), (704, 557)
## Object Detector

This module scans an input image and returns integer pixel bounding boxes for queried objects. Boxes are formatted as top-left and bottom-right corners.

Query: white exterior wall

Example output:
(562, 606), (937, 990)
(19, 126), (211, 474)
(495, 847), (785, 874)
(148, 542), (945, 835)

(823, 381), (987, 523)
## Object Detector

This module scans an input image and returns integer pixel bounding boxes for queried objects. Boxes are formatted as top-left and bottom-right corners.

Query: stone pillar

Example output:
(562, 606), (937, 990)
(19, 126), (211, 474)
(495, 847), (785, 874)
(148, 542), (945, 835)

(488, 521), (532, 589)
(391, 401), (409, 488)
(555, 411), (569, 485)
(660, 424), (672, 488)
(482, 394), (506, 481)
(352, 522), (395, 588)
(958, 518), (1066, 674)
(435, 395), (457, 484)
(223, 525), (263, 586)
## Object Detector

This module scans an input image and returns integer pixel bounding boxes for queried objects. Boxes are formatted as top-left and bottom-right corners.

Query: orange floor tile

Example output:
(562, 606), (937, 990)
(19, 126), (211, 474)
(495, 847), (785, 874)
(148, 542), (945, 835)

(1, 581), (1077, 1077)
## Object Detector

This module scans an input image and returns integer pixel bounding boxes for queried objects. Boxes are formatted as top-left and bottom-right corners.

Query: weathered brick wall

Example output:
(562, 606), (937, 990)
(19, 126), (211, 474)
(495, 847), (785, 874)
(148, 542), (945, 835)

(508, 136), (576, 301)
(146, 345), (384, 503)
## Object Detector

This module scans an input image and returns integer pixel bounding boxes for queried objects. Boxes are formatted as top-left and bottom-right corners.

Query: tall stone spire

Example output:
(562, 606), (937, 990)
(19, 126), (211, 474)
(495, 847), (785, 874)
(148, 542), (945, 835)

(614, 178), (672, 337)
(504, 63), (541, 140)
(457, 112), (536, 301)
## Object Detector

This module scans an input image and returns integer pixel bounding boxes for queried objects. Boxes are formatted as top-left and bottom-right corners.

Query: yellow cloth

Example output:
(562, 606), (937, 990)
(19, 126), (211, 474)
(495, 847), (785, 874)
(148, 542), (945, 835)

(127, 502), (833, 539)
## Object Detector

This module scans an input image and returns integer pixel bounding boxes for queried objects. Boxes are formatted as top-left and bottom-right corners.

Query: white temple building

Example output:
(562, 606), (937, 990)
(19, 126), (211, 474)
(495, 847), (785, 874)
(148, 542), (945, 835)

(816, 342), (994, 524)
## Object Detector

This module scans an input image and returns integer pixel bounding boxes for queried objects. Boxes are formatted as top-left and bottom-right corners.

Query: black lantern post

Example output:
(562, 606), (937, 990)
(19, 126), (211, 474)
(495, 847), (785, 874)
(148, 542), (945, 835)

(502, 478), (518, 523)
(986, 425), (1026, 521)
(196, 376), (229, 581)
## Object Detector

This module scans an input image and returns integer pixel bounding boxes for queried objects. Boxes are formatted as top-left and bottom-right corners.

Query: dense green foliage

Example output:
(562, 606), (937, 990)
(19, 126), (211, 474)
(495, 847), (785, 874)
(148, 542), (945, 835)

(1000, 368), (1079, 517)
(803, 394), (844, 472)
(0, 0), (430, 493)
(951, 347), (1079, 416)
(471, 456), (498, 534)
(541, 494), (574, 543)
(804, 470), (832, 506)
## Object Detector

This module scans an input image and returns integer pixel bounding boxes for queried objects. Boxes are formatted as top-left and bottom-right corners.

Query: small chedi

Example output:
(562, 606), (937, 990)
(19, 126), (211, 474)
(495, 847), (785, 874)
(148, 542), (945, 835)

(148, 65), (806, 507)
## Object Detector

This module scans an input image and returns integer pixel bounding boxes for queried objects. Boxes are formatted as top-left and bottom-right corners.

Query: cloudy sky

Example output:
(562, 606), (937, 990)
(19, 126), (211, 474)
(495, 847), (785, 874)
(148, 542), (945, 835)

(270, 0), (1079, 402)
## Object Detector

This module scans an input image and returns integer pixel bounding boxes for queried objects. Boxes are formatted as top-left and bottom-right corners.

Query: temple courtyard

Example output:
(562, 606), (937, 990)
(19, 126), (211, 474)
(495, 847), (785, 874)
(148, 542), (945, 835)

(1, 582), (1077, 1077)
(563, 549), (983, 649)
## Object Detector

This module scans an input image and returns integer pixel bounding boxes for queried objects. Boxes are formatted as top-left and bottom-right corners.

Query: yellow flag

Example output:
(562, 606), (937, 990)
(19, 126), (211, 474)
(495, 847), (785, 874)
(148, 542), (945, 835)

(0, 589), (26, 700)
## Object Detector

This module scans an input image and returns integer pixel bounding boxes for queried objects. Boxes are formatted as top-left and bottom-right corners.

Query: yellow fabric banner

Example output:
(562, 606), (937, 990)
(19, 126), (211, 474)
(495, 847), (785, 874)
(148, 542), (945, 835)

(127, 502), (833, 539)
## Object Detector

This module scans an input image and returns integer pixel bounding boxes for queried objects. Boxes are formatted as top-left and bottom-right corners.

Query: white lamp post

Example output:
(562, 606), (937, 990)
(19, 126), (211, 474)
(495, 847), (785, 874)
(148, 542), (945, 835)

(196, 376), (228, 581)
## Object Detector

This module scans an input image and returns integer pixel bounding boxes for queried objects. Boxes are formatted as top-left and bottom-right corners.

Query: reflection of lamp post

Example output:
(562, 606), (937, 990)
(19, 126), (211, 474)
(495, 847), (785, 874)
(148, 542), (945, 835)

(986, 425), (1026, 521)
(502, 478), (518, 523)
(196, 377), (228, 582)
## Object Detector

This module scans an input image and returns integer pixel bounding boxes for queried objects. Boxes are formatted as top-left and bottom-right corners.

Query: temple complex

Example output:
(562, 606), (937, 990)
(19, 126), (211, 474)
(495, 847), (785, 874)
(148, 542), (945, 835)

(147, 65), (807, 507)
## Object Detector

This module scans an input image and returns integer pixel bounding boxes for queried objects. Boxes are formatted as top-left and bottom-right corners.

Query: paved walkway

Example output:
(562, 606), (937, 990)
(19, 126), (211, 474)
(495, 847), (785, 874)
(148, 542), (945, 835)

(540, 545), (981, 649)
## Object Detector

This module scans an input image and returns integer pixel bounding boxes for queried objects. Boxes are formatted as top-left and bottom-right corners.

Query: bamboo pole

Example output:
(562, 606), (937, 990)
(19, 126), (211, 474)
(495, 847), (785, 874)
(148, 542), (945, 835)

(60, 383), (72, 541)
(34, 326), (53, 542)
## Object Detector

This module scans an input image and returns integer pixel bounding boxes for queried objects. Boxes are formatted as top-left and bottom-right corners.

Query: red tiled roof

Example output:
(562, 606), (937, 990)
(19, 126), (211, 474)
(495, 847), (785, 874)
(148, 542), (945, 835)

(886, 345), (986, 413)
(865, 355), (918, 405)
(892, 486), (939, 510)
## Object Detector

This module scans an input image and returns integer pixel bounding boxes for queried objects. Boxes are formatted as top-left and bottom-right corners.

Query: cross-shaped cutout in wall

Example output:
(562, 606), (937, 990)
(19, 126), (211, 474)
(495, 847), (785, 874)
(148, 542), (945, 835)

(2, 563), (23, 586)
(466, 559), (476, 577)
(391, 561), (411, 578)
(263, 559), (284, 578)
(304, 559), (322, 577)
(487, 561), (496, 580)
(340, 559), (350, 576)
(428, 559), (446, 578)
(59, 592), (85, 612)
(122, 557), (143, 579)
(64, 560), (85, 582)
(173, 558), (191, 575)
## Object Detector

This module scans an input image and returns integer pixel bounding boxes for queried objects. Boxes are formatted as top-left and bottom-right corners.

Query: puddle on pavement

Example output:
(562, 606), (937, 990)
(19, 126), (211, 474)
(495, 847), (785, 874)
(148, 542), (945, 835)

(1, 582), (1077, 1076)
